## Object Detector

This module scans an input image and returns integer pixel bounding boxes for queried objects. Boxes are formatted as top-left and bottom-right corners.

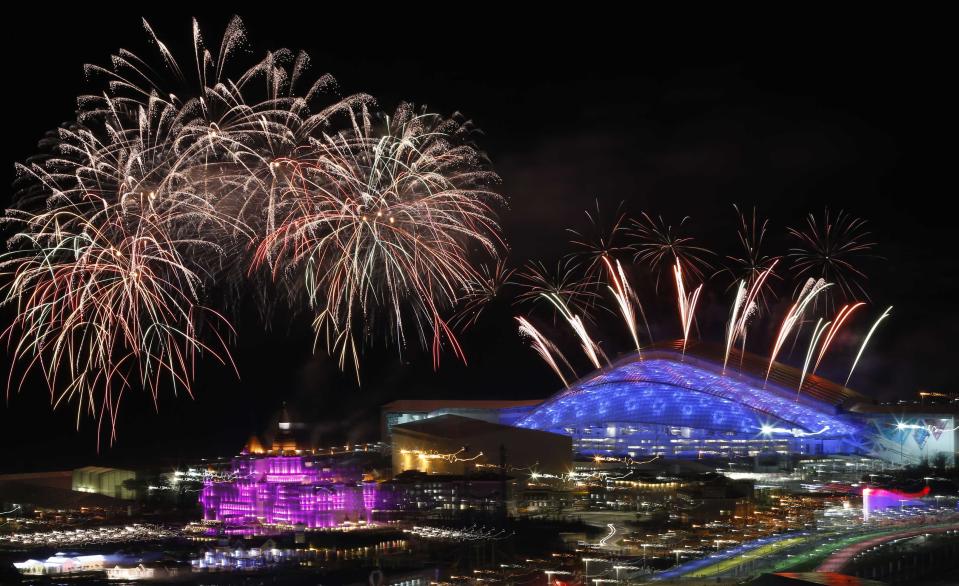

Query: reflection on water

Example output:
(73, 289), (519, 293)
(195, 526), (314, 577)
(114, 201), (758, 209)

(7, 535), (414, 582)
(192, 539), (409, 571)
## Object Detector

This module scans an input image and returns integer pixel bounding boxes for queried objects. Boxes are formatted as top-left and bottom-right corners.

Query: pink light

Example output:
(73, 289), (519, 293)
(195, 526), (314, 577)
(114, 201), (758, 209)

(200, 455), (376, 529)
(862, 486), (930, 520)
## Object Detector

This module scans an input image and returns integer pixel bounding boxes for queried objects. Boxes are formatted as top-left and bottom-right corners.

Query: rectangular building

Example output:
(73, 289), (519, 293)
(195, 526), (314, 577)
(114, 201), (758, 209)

(391, 414), (571, 477)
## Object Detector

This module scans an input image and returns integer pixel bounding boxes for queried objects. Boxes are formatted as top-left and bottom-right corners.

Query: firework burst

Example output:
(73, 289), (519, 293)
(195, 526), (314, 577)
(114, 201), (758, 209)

(512, 258), (600, 321)
(253, 104), (504, 377)
(452, 259), (514, 329)
(718, 205), (780, 310)
(567, 201), (632, 279)
(3, 17), (503, 438)
(630, 212), (714, 290)
(1, 209), (234, 445)
(3, 53), (244, 442)
(787, 208), (877, 304)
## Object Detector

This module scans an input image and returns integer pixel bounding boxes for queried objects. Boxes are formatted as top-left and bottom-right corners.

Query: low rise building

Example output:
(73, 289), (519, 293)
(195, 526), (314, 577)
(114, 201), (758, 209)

(390, 414), (572, 477)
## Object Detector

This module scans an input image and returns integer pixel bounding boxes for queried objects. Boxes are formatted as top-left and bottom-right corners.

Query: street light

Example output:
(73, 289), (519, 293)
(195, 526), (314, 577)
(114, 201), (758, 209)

(544, 570), (570, 585)
(670, 549), (688, 565)
(639, 543), (653, 567)
(582, 558), (604, 578)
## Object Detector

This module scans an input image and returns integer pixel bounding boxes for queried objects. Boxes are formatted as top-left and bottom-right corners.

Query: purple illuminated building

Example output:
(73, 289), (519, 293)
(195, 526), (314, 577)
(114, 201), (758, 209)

(199, 412), (377, 530)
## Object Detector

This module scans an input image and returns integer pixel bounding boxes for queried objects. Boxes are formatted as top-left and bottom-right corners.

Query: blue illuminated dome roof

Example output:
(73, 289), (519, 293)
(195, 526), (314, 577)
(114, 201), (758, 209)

(515, 342), (867, 445)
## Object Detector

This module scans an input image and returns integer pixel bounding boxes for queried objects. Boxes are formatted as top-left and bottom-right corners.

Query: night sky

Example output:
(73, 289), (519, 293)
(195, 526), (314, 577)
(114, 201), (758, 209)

(1, 10), (954, 472)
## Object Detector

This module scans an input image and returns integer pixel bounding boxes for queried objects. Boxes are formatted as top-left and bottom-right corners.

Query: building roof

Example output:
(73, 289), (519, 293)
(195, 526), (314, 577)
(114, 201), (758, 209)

(847, 402), (959, 415)
(382, 399), (543, 413)
(657, 340), (870, 407)
(392, 414), (561, 440)
(518, 343), (866, 438)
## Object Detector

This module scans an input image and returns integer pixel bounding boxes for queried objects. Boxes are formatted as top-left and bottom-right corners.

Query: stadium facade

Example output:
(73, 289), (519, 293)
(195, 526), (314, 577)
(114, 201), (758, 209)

(383, 342), (956, 467)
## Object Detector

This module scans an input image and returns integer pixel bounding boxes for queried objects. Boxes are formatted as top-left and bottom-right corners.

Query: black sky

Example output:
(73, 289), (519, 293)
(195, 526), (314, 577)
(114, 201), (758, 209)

(1, 10), (954, 472)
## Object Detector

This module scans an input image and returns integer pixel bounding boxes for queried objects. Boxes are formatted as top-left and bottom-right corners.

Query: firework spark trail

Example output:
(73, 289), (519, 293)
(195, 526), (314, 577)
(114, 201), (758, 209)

(602, 256), (643, 355)
(845, 305), (892, 387)
(766, 279), (832, 384)
(736, 260), (778, 331)
(724, 281), (747, 372)
(542, 293), (608, 369)
(798, 318), (831, 398)
(516, 316), (574, 388)
(734, 260), (777, 355)
(673, 260), (703, 356)
(812, 301), (865, 376)
(723, 260), (778, 370)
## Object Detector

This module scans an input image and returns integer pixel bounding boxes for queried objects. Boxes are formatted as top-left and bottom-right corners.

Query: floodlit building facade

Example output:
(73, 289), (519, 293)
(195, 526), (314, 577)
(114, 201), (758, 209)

(71, 467), (136, 500)
(199, 412), (376, 530)
(390, 414), (572, 476)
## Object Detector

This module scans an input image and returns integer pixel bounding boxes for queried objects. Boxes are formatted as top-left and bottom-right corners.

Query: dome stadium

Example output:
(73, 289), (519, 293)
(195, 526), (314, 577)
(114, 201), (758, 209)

(514, 342), (869, 459)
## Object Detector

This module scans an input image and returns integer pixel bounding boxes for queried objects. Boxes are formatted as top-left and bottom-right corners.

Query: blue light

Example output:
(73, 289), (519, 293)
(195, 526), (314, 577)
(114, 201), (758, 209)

(516, 351), (866, 458)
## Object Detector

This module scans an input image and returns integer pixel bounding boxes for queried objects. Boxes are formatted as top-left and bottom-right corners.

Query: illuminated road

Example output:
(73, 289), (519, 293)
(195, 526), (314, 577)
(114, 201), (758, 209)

(654, 512), (959, 581)
(685, 536), (807, 578)
(598, 523), (618, 547)
(768, 520), (959, 573)
(654, 532), (810, 580)
(816, 523), (959, 573)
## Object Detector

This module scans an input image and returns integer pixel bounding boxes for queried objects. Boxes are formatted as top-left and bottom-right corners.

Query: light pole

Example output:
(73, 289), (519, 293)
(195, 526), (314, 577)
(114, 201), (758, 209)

(583, 558), (603, 579)
(639, 543), (652, 568)
(614, 565), (638, 584)
(671, 549), (687, 565)
(544, 570), (570, 585)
